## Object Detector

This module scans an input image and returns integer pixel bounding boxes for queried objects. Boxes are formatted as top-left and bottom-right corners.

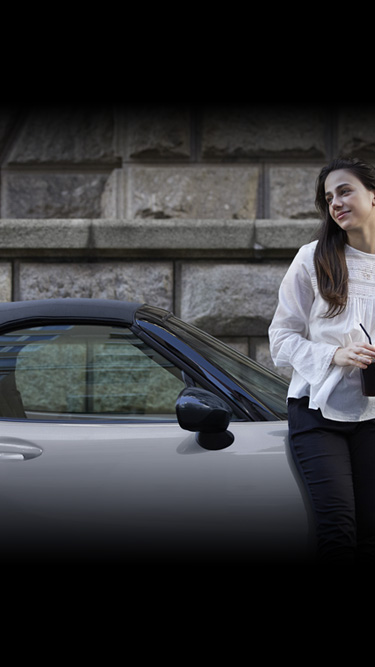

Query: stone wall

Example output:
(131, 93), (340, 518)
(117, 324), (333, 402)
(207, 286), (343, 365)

(1, 104), (374, 375)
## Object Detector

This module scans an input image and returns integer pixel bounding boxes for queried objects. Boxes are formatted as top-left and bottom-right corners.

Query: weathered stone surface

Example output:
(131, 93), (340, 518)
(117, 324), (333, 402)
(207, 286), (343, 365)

(337, 107), (375, 157)
(0, 219), (319, 254)
(255, 219), (318, 249)
(6, 107), (118, 164)
(269, 166), (322, 219)
(3, 173), (111, 218)
(130, 166), (259, 219)
(0, 262), (12, 301)
(201, 107), (327, 158)
(179, 261), (289, 336)
(127, 106), (191, 159)
(92, 218), (255, 250)
(101, 169), (124, 218)
(0, 108), (20, 160)
(18, 262), (173, 309)
(0, 219), (91, 248)
(0, 218), (255, 253)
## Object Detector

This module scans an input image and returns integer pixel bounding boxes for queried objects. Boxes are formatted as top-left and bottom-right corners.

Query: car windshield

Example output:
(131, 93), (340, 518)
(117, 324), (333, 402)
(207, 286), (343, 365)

(164, 314), (288, 420)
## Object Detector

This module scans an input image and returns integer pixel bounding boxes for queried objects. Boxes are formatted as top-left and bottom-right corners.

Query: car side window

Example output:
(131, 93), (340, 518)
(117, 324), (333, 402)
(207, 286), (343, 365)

(0, 324), (186, 422)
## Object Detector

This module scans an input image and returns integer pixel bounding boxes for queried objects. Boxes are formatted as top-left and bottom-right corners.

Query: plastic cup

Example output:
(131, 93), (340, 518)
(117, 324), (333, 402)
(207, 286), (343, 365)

(361, 363), (375, 396)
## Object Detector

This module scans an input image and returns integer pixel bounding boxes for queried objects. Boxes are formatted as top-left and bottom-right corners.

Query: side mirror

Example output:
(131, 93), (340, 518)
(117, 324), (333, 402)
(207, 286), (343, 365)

(176, 387), (234, 450)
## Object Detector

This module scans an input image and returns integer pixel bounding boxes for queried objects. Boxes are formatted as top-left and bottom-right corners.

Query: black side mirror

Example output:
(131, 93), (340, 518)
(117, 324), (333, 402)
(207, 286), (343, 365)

(175, 387), (234, 450)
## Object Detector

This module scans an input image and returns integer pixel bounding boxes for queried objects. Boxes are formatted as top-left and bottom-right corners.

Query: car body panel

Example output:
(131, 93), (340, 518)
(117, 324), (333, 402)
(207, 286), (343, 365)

(0, 419), (311, 562)
(0, 299), (311, 563)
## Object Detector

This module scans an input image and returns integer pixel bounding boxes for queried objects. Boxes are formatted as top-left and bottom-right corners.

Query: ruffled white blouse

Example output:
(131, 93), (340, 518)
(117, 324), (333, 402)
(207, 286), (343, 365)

(269, 240), (375, 421)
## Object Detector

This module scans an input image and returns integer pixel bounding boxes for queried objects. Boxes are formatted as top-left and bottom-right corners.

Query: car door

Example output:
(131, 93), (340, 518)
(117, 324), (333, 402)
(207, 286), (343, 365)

(0, 321), (310, 562)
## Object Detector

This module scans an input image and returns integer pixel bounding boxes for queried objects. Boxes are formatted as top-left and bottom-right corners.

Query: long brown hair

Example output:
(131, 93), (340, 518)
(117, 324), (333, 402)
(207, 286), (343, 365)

(314, 156), (375, 317)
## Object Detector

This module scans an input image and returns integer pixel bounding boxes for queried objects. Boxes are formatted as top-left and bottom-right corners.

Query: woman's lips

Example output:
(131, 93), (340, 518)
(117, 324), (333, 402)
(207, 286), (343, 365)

(337, 210), (350, 220)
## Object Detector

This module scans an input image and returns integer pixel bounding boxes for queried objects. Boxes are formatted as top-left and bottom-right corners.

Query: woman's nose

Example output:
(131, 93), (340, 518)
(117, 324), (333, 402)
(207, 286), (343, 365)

(332, 195), (342, 208)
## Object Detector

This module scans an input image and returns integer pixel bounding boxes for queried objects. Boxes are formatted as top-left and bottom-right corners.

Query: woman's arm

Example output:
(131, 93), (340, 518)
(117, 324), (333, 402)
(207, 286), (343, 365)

(268, 248), (339, 387)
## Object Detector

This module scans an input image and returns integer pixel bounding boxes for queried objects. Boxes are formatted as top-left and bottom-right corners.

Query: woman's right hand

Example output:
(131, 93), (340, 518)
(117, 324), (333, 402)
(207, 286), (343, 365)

(333, 343), (375, 369)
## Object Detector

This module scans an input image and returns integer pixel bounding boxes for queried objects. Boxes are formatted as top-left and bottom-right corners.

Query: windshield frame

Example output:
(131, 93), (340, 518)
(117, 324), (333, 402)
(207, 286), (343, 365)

(134, 306), (289, 421)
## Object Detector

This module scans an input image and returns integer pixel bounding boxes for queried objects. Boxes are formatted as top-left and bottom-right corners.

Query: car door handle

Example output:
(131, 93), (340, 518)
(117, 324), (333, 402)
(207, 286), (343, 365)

(0, 442), (43, 461)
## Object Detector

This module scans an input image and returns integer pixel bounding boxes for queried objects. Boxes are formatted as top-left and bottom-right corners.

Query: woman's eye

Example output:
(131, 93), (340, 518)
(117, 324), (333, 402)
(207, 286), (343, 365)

(326, 189), (351, 204)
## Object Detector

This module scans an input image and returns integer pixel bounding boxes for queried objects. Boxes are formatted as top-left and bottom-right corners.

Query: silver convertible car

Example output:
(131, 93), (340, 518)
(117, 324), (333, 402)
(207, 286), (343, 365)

(0, 298), (312, 564)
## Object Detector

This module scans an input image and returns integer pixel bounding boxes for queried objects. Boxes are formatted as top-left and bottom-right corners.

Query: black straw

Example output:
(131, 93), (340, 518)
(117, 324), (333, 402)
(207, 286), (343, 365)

(360, 323), (372, 345)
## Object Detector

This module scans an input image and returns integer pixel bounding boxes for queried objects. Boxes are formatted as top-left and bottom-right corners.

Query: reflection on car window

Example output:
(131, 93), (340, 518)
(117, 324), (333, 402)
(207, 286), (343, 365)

(165, 316), (288, 420)
(0, 325), (186, 422)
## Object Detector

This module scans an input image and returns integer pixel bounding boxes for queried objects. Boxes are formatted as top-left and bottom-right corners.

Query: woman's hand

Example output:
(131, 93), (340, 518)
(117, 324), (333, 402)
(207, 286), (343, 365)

(333, 343), (375, 369)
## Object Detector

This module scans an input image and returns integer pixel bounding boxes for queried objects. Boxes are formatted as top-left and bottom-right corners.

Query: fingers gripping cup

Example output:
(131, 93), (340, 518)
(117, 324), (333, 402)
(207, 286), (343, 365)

(359, 323), (375, 396)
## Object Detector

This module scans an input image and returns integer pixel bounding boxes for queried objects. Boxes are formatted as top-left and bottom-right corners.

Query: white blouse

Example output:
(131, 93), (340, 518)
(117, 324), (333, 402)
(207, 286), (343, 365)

(269, 240), (375, 421)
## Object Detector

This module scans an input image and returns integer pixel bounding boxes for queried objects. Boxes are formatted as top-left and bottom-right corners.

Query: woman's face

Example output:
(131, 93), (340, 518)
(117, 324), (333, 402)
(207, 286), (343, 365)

(324, 169), (375, 235)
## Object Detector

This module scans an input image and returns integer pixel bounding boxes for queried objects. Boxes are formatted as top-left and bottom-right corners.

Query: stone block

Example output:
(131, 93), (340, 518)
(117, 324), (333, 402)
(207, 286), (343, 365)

(0, 108), (20, 159)
(0, 219), (91, 249)
(201, 106), (327, 158)
(178, 261), (289, 336)
(268, 165), (322, 219)
(130, 166), (259, 219)
(337, 107), (375, 158)
(255, 219), (319, 249)
(0, 219), (316, 256)
(6, 107), (118, 164)
(92, 218), (255, 251)
(127, 106), (191, 159)
(0, 262), (12, 301)
(100, 169), (124, 218)
(3, 173), (112, 218)
(18, 262), (173, 309)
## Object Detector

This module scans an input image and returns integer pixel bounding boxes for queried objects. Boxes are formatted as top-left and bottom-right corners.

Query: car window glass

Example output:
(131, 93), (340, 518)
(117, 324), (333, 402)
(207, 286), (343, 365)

(166, 315), (288, 420)
(0, 324), (186, 422)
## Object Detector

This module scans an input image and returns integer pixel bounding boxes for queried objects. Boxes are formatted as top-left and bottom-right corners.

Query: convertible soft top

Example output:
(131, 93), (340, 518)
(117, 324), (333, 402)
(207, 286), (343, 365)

(0, 298), (145, 329)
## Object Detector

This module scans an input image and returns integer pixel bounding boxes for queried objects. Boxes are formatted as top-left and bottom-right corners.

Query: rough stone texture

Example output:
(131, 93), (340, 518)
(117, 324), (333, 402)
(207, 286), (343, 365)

(101, 169), (124, 218)
(255, 219), (318, 249)
(0, 109), (20, 160)
(268, 166), (322, 219)
(127, 106), (191, 159)
(0, 219), (91, 249)
(201, 107), (327, 158)
(92, 218), (255, 251)
(3, 173), (111, 218)
(130, 166), (260, 219)
(337, 107), (375, 158)
(0, 262), (12, 301)
(18, 262), (174, 309)
(0, 218), (317, 254)
(6, 107), (118, 165)
(2, 104), (375, 223)
(178, 261), (290, 336)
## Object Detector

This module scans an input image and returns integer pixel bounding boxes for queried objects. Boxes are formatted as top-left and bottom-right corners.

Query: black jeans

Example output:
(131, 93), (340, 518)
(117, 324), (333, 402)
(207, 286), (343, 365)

(288, 397), (375, 562)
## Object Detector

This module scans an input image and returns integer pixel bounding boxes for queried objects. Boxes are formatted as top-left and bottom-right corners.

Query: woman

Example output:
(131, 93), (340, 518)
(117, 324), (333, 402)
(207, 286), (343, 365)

(269, 156), (375, 562)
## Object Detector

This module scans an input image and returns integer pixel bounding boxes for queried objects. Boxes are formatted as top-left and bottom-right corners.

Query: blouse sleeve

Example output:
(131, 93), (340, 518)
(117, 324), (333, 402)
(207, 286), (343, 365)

(268, 247), (339, 387)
